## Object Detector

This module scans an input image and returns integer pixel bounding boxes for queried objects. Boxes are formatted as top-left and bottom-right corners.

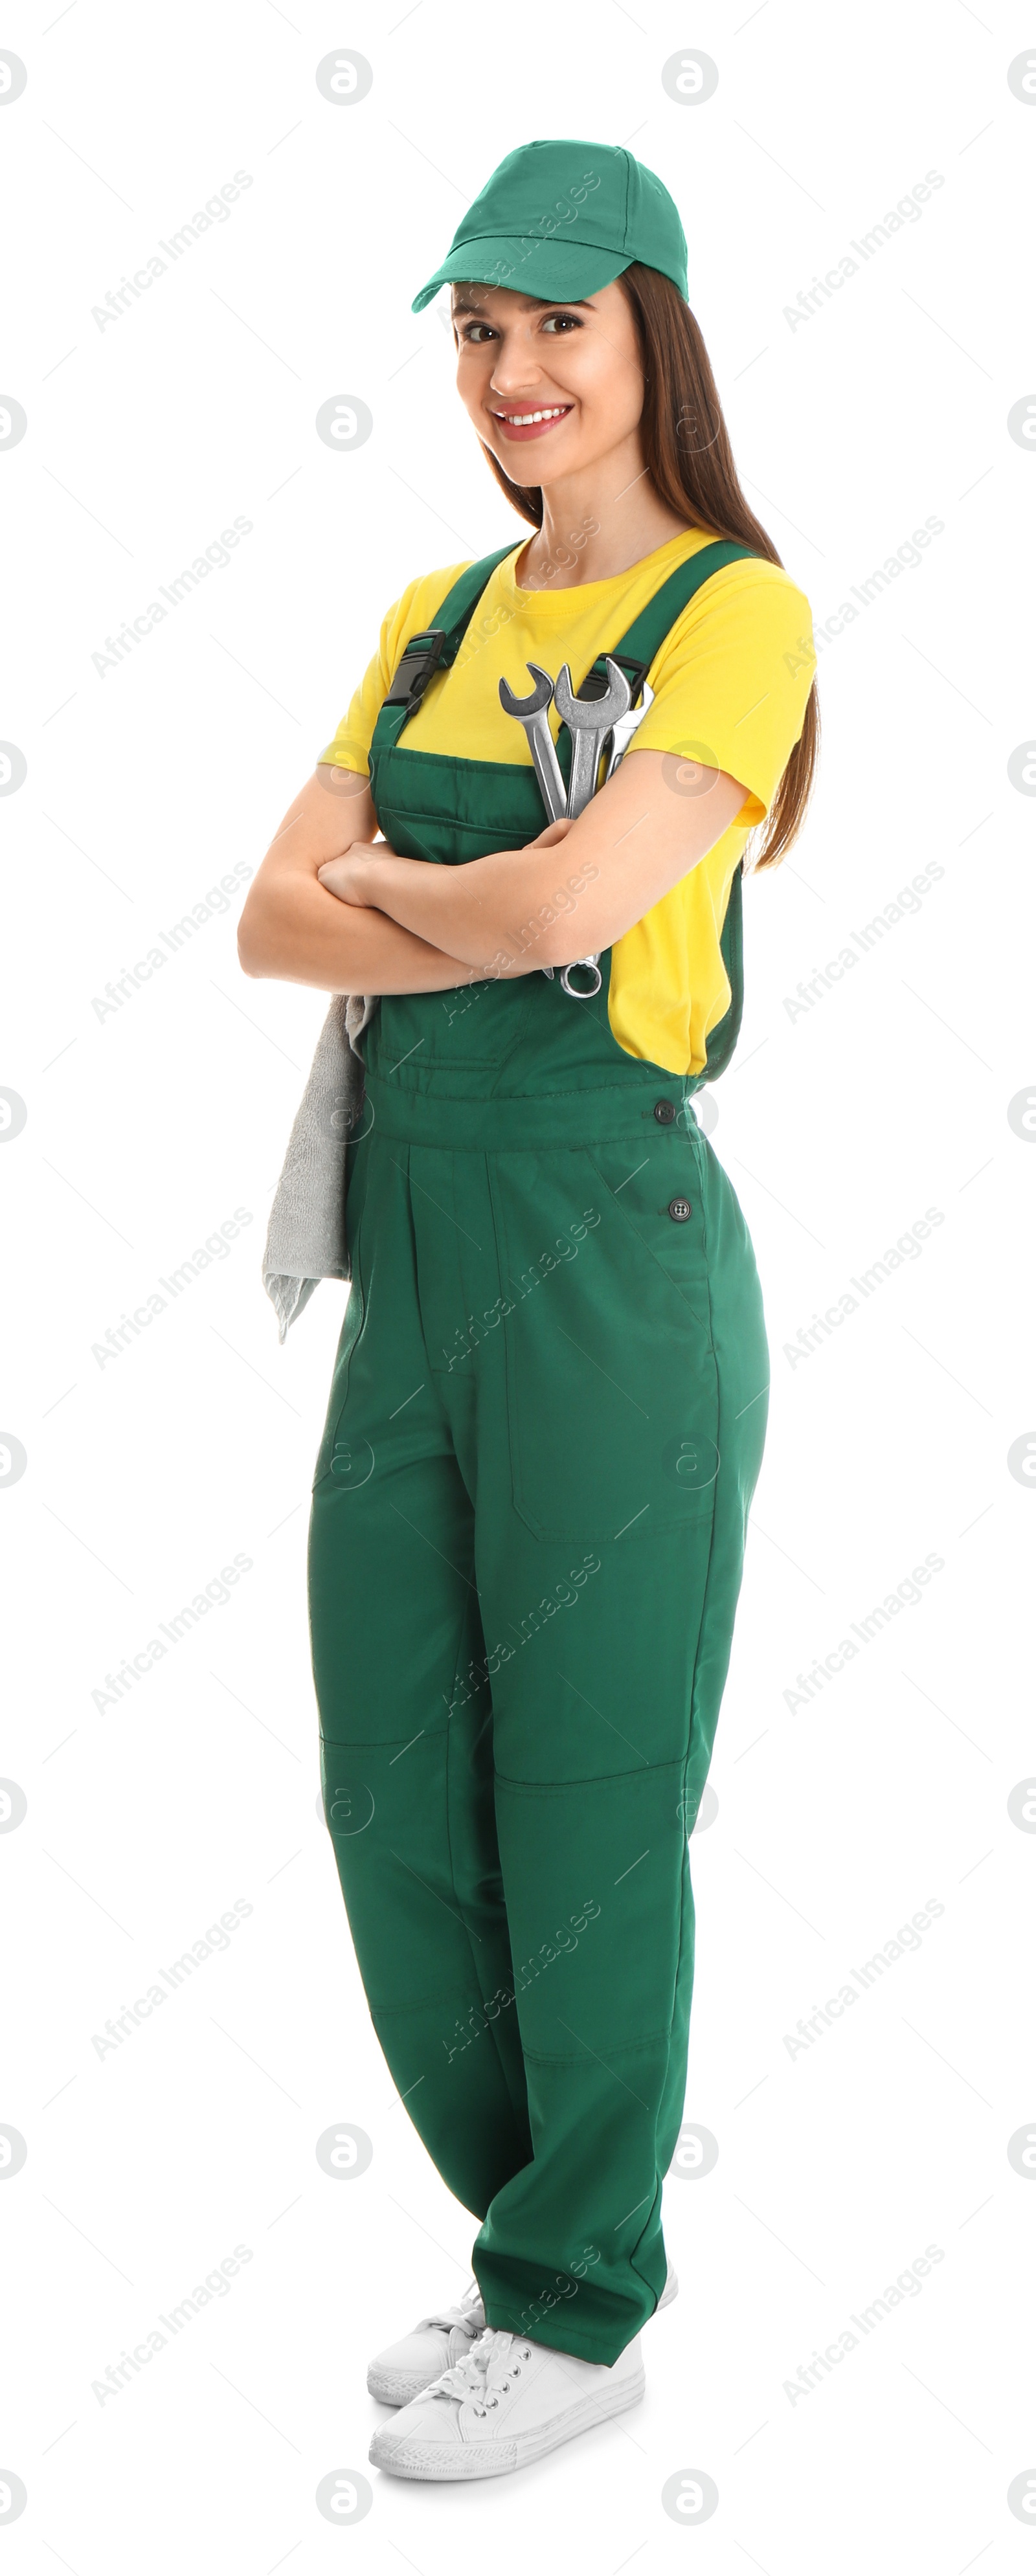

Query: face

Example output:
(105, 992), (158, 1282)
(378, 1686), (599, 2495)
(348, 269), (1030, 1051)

(451, 278), (646, 487)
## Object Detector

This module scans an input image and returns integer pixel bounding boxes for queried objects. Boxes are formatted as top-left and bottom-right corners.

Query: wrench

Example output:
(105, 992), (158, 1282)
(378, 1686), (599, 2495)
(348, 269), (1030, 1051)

(549, 657), (634, 996)
(501, 656), (631, 998)
(603, 680), (655, 781)
(552, 656), (632, 818)
(498, 662), (567, 823)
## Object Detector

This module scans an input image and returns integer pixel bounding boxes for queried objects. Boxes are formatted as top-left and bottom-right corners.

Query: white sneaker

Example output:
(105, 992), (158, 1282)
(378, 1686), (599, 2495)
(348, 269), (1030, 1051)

(366, 2278), (486, 2406)
(368, 2325), (644, 2481)
(368, 2261), (677, 2410)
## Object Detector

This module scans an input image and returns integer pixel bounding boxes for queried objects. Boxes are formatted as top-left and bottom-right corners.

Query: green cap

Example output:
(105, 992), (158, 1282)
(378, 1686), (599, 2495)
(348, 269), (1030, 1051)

(411, 138), (688, 313)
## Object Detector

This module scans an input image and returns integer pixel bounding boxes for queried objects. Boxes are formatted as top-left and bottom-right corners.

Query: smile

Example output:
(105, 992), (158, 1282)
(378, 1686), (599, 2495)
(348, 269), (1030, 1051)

(490, 403), (574, 440)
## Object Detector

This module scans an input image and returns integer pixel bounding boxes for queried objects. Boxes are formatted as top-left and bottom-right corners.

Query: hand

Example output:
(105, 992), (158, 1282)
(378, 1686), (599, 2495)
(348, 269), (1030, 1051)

(317, 842), (392, 904)
(528, 816), (575, 849)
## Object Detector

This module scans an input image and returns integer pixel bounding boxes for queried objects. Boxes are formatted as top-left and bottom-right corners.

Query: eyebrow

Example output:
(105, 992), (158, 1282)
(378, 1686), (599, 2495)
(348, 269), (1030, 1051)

(449, 292), (595, 319)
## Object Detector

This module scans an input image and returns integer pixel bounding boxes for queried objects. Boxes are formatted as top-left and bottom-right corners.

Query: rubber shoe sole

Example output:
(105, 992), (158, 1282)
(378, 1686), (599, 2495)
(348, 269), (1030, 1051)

(367, 2361), (438, 2405)
(369, 2353), (646, 2481)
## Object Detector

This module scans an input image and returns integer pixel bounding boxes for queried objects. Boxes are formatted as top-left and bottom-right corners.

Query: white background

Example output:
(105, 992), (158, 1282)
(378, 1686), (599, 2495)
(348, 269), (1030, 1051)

(1, 1), (1032, 2565)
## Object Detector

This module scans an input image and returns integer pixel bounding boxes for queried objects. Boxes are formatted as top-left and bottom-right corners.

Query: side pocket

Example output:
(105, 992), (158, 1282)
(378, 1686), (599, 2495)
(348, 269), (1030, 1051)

(585, 1128), (714, 1333)
(311, 1138), (372, 1492)
(489, 1146), (721, 1544)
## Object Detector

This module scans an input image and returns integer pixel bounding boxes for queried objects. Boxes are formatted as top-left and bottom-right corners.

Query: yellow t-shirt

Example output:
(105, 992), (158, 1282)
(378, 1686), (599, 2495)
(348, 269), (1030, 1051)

(318, 528), (815, 1078)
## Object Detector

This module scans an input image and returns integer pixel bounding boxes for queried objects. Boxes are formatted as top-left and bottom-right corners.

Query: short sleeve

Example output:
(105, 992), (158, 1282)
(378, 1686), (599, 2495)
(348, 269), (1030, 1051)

(629, 562), (816, 827)
(317, 559), (473, 774)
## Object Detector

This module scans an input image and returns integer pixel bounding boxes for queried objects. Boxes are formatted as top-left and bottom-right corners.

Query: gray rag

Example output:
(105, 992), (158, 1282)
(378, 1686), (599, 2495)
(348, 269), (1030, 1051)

(262, 991), (380, 1341)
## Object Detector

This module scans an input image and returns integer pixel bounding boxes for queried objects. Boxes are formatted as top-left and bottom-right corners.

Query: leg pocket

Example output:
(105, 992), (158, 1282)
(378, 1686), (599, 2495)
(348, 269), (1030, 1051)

(488, 1144), (719, 1545)
(493, 1765), (688, 2056)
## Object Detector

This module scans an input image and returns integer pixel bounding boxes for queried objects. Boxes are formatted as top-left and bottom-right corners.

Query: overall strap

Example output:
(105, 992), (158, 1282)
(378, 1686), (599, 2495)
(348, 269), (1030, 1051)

(576, 537), (760, 1093)
(578, 537), (762, 703)
(370, 543), (516, 753)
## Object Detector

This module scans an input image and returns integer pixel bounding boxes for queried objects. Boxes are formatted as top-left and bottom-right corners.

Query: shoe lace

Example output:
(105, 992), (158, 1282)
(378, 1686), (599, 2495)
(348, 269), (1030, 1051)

(416, 2279), (484, 2336)
(431, 2327), (533, 2414)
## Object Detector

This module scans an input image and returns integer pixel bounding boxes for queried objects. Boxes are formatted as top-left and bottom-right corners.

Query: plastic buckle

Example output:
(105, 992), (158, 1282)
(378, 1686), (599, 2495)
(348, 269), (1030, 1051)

(383, 627), (447, 715)
(576, 650), (651, 708)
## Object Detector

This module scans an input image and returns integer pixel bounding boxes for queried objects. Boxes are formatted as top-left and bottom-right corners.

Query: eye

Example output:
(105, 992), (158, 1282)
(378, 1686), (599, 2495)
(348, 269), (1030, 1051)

(457, 320), (496, 343)
(541, 312), (582, 333)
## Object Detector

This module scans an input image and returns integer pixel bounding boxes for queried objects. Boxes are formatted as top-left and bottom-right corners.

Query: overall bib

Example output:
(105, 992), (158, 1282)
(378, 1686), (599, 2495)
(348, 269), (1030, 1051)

(307, 543), (770, 2366)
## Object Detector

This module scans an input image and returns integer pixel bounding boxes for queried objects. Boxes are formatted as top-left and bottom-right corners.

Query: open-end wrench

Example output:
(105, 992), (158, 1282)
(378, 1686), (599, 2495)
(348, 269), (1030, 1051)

(603, 680), (655, 781)
(497, 662), (568, 978)
(498, 663), (567, 823)
(546, 657), (634, 997)
(552, 656), (633, 817)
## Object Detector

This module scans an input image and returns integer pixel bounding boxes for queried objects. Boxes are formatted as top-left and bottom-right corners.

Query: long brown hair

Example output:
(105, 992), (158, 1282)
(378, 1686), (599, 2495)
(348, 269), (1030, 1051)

(475, 261), (818, 870)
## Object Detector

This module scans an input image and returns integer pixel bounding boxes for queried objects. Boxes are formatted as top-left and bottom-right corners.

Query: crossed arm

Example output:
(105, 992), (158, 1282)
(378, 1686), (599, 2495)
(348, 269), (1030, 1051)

(237, 749), (751, 991)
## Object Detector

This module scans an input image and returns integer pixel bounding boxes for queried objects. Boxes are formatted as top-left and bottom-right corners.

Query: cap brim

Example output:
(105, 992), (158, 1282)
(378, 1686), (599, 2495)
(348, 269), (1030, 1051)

(411, 238), (631, 314)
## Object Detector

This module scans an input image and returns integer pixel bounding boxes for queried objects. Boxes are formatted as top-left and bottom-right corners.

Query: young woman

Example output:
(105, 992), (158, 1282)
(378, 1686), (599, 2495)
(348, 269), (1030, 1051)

(239, 138), (818, 2483)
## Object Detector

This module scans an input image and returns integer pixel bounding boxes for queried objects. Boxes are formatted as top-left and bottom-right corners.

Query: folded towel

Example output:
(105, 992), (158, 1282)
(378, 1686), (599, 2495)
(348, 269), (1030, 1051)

(262, 991), (380, 1341)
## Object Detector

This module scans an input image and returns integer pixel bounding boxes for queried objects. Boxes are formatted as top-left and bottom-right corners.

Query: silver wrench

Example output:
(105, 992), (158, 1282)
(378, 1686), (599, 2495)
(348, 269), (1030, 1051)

(498, 663), (567, 823)
(550, 656), (634, 996)
(603, 680), (655, 781)
(500, 657), (631, 998)
(552, 656), (632, 817)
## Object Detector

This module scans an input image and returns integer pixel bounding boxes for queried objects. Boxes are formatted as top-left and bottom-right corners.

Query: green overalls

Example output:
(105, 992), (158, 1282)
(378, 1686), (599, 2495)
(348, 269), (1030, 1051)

(307, 541), (770, 2366)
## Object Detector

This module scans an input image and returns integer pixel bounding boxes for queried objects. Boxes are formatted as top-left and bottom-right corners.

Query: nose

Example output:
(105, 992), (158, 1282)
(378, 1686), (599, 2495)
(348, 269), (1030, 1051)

(486, 333), (554, 399)
(488, 363), (550, 399)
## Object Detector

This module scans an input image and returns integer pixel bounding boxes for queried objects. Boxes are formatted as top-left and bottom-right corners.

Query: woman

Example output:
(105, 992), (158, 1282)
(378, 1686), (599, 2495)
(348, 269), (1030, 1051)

(239, 137), (817, 2482)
